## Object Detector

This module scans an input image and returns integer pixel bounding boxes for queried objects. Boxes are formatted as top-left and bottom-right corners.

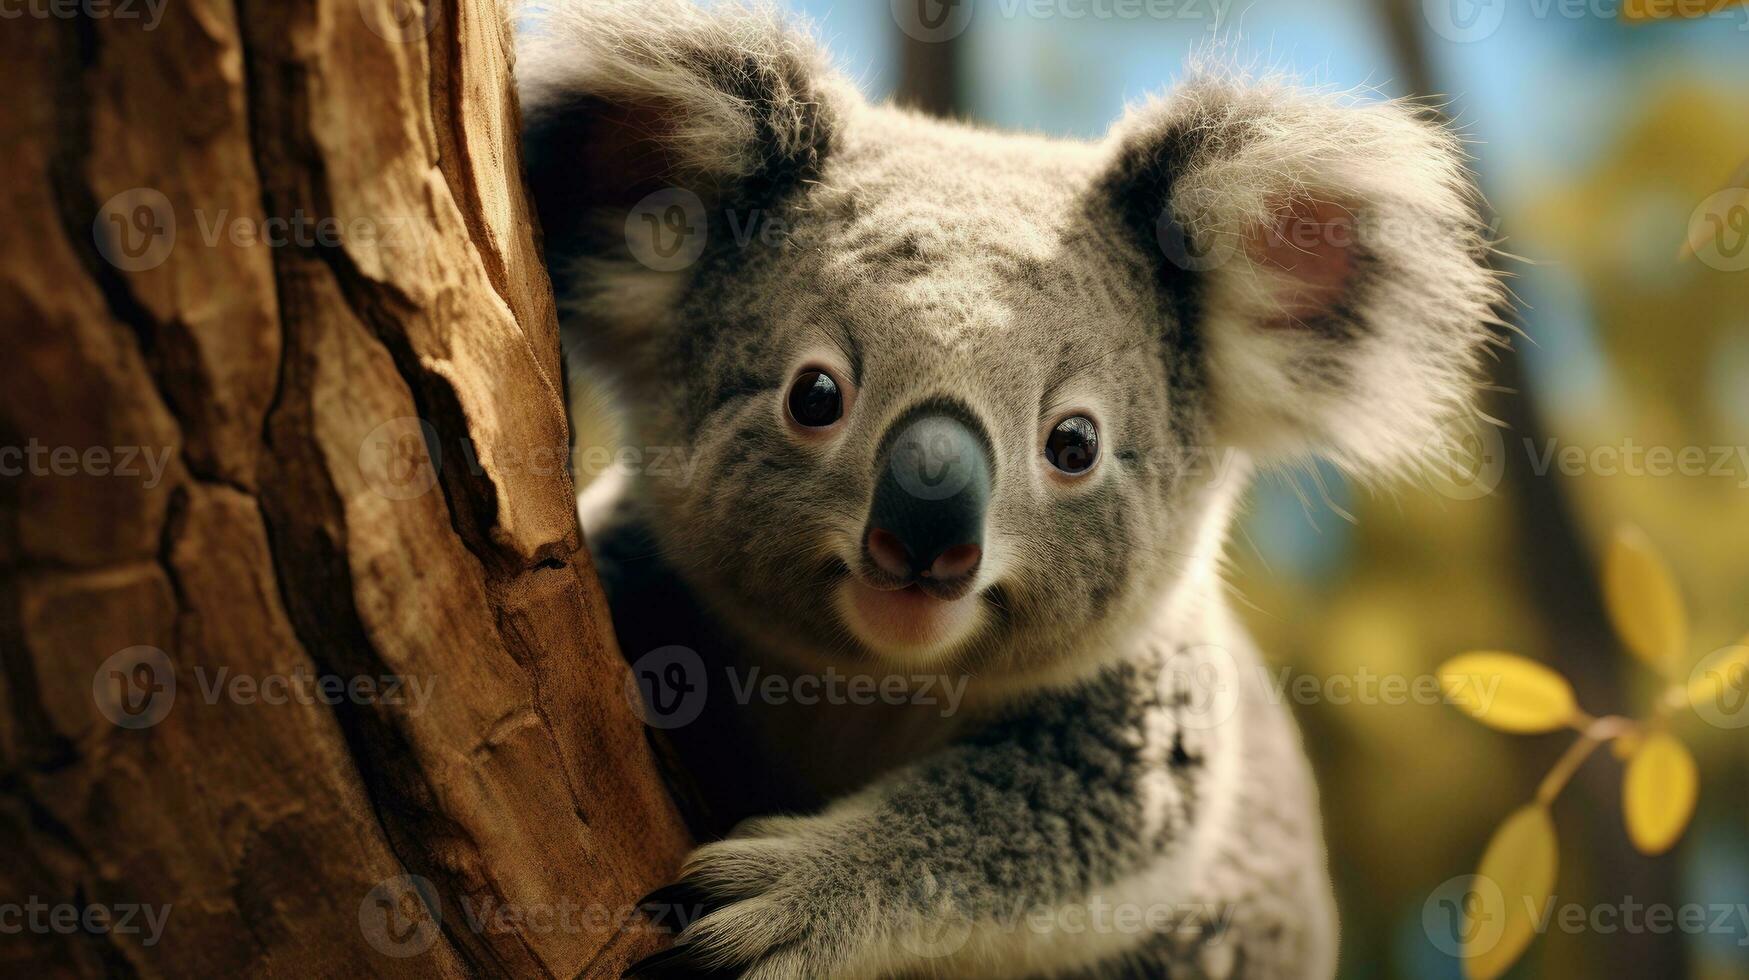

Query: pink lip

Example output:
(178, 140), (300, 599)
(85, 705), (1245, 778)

(840, 578), (980, 655)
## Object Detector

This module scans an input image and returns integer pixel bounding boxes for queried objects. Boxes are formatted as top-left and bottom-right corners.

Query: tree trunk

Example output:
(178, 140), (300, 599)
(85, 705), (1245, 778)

(0, 1), (690, 976)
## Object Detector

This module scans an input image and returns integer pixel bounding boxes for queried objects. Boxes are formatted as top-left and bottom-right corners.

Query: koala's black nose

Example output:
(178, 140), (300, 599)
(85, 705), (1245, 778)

(864, 408), (990, 588)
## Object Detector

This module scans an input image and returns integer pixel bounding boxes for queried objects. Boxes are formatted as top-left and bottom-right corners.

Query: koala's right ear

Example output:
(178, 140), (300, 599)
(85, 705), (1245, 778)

(514, 0), (845, 264)
(1098, 71), (1503, 478)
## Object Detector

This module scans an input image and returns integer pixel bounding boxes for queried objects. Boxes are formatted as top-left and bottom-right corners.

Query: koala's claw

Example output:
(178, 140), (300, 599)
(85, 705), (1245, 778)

(634, 879), (726, 933)
(625, 878), (748, 978)
(624, 818), (874, 980)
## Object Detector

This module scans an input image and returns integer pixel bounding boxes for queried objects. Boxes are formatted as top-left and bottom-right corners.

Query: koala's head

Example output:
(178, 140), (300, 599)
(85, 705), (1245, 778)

(517, 1), (1501, 681)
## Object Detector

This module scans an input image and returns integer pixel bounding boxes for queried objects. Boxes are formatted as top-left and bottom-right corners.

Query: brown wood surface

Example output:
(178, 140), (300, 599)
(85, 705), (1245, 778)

(0, 0), (690, 975)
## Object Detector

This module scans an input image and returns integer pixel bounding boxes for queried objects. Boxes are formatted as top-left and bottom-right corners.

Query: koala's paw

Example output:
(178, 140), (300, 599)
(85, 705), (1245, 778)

(623, 814), (889, 980)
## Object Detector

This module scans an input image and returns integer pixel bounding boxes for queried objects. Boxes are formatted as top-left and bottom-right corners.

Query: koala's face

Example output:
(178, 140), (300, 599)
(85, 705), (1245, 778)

(518, 2), (1499, 677)
(603, 116), (1214, 674)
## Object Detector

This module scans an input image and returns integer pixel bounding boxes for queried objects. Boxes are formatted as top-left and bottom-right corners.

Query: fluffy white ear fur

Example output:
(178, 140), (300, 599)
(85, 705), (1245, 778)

(515, 0), (846, 204)
(1110, 72), (1504, 477)
(514, 0), (850, 385)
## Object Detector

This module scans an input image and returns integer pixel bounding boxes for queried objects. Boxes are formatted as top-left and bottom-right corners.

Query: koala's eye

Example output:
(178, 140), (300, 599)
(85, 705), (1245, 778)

(1045, 416), (1099, 474)
(787, 369), (844, 428)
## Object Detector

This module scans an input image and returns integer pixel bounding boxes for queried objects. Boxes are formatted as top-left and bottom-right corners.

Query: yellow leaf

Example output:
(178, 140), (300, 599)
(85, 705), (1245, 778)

(1602, 525), (1688, 673)
(1685, 642), (1749, 717)
(1623, 732), (1699, 855)
(1465, 804), (1558, 980)
(1440, 653), (1579, 733)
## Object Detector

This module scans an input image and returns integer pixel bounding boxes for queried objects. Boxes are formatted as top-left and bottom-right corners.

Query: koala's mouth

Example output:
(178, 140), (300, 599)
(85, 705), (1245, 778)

(836, 576), (985, 660)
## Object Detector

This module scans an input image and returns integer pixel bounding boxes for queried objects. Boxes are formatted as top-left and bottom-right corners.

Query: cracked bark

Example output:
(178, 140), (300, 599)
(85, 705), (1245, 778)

(1, 1), (690, 976)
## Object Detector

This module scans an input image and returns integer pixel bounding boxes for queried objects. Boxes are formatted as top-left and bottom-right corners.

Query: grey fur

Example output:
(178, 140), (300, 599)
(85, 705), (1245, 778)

(516, 2), (1500, 977)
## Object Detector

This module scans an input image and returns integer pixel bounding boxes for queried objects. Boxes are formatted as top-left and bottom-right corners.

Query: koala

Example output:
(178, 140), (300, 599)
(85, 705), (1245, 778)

(516, 2), (1500, 977)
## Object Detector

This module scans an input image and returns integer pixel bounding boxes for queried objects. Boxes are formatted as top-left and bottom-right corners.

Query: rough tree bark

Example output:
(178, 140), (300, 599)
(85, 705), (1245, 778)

(0, 0), (690, 976)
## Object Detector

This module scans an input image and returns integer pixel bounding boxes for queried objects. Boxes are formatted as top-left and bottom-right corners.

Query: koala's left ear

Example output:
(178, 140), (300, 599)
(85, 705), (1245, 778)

(1101, 74), (1504, 475)
(514, 0), (845, 261)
